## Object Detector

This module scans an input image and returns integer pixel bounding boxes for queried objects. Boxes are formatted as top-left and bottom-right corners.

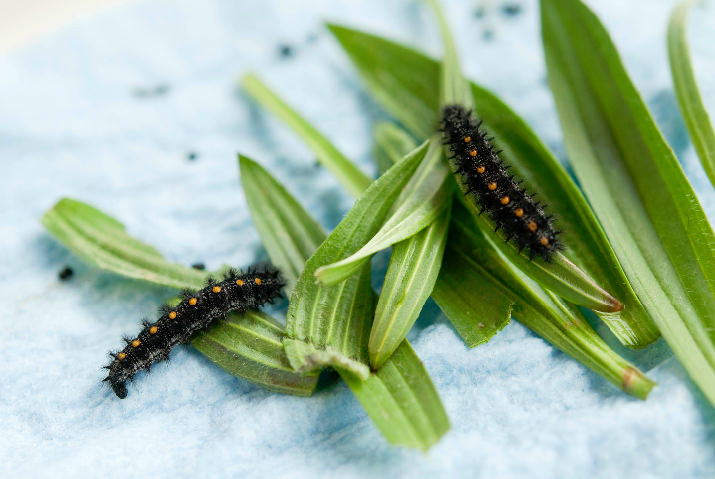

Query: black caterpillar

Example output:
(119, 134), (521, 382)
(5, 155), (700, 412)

(104, 265), (284, 398)
(441, 104), (562, 260)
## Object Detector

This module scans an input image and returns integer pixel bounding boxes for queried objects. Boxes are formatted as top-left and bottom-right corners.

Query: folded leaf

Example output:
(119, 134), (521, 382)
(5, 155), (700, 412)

(375, 122), (651, 397)
(342, 341), (450, 451)
(286, 142), (429, 377)
(449, 202), (655, 399)
(370, 200), (451, 368)
(541, 0), (715, 405)
(239, 154), (449, 448)
(315, 140), (451, 286)
(239, 155), (326, 292)
(193, 311), (318, 396)
(41, 198), (318, 396)
(425, 0), (621, 314)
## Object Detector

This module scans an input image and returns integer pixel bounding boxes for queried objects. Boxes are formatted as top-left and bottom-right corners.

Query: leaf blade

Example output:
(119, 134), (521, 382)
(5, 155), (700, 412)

(315, 141), (451, 286)
(241, 153), (449, 448)
(541, 0), (715, 404)
(328, 23), (657, 345)
(42, 198), (207, 290)
(239, 155), (326, 291)
(341, 341), (449, 451)
(369, 200), (452, 368)
(286, 141), (430, 376)
(41, 198), (317, 396)
(668, 0), (715, 187)
(241, 73), (372, 197)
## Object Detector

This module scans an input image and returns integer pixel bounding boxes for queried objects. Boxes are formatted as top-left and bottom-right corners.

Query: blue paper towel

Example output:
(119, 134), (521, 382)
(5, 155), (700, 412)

(2, 0), (714, 477)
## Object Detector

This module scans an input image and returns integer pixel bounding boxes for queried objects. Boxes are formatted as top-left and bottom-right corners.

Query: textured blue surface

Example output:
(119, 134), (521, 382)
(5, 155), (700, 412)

(2, 0), (715, 477)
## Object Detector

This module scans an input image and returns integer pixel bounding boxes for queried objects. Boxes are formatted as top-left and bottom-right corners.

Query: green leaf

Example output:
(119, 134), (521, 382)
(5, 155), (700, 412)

(541, 0), (715, 405)
(373, 121), (417, 175)
(370, 200), (452, 368)
(426, 0), (472, 107)
(342, 341), (450, 451)
(241, 73), (372, 198)
(374, 123), (513, 348)
(285, 263), (375, 380)
(424, 0), (623, 314)
(466, 83), (657, 346)
(193, 311), (318, 396)
(41, 197), (318, 396)
(315, 140), (451, 286)
(449, 202), (655, 399)
(668, 0), (715, 187)
(431, 239), (513, 348)
(239, 155), (326, 292)
(376, 127), (652, 396)
(240, 153), (449, 448)
(42, 198), (207, 290)
(286, 141), (430, 378)
(328, 24), (657, 345)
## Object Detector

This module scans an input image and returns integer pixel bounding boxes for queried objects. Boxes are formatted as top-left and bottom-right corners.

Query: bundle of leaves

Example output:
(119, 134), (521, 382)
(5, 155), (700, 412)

(43, 0), (715, 450)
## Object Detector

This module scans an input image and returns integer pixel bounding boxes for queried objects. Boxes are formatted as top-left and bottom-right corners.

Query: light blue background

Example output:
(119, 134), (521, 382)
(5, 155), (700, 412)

(2, 0), (714, 477)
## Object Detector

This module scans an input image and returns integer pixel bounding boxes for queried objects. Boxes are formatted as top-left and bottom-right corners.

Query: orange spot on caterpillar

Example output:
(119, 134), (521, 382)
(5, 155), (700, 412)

(118, 353), (126, 360)
(469, 150), (477, 157)
(236, 279), (244, 286)
(464, 136), (471, 143)
(514, 208), (524, 218)
(212, 286), (222, 293)
(189, 297), (197, 306)
(168, 311), (177, 320)
(488, 182), (497, 191)
(528, 221), (538, 232)
(500, 196), (510, 205)
(539, 237), (549, 246)
(476, 165), (485, 174)
(131, 339), (141, 348)
(149, 326), (158, 334)
(254, 278), (262, 285)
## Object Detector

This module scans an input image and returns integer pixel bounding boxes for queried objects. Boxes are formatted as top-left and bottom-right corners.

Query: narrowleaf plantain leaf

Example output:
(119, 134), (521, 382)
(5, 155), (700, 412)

(285, 141), (429, 378)
(41, 198), (318, 396)
(377, 124), (654, 397)
(668, 0), (715, 187)
(239, 154), (450, 449)
(239, 154), (326, 292)
(541, 0), (715, 405)
(328, 23), (658, 346)
(241, 73), (372, 197)
(314, 140), (451, 286)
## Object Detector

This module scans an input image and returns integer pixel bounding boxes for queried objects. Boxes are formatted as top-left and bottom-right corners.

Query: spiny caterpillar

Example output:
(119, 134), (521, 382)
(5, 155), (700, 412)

(104, 265), (284, 398)
(441, 104), (562, 260)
